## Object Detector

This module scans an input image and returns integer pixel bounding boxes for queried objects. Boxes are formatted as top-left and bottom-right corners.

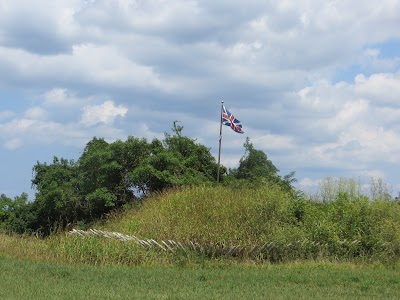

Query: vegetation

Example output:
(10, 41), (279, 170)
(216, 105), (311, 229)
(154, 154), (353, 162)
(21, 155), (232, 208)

(1, 183), (399, 265)
(1, 122), (399, 266)
(101, 185), (400, 263)
(1, 120), (400, 299)
(1, 256), (399, 300)
(0, 123), (293, 235)
(224, 137), (297, 194)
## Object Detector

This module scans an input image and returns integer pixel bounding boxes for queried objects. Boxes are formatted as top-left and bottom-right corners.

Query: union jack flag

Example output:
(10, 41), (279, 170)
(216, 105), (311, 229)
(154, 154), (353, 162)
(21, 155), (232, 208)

(222, 105), (244, 134)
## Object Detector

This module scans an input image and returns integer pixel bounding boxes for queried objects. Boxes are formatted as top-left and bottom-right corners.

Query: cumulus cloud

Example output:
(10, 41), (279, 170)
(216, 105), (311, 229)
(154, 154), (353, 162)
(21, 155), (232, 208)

(291, 72), (400, 180)
(43, 88), (82, 107)
(0, 115), (128, 150)
(0, 98), (130, 150)
(252, 133), (294, 151)
(1, 0), (400, 196)
(0, 118), (71, 145)
(1, 0), (399, 97)
(299, 178), (322, 188)
(24, 107), (48, 120)
(0, 0), (80, 54)
(4, 138), (23, 150)
(81, 100), (128, 126)
(355, 73), (400, 106)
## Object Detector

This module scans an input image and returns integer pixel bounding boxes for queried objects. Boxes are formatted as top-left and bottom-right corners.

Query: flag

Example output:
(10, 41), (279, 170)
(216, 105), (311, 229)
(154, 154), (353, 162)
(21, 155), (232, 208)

(222, 105), (244, 134)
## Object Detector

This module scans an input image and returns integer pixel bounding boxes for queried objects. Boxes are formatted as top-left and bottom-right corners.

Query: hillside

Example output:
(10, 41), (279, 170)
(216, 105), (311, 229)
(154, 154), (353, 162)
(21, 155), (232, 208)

(1, 184), (400, 265)
(92, 185), (400, 263)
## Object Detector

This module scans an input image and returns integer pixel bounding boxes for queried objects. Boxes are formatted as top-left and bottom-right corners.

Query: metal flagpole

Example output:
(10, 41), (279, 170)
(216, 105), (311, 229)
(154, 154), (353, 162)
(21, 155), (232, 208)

(217, 100), (224, 183)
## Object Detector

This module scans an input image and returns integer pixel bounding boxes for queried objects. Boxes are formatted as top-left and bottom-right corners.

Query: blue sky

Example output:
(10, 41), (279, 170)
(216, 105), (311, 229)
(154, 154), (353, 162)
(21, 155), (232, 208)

(1, 0), (400, 199)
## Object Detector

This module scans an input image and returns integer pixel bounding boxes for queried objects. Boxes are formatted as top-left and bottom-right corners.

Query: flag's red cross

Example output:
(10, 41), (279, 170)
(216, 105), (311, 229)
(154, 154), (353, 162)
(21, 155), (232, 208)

(222, 107), (243, 134)
(223, 113), (237, 130)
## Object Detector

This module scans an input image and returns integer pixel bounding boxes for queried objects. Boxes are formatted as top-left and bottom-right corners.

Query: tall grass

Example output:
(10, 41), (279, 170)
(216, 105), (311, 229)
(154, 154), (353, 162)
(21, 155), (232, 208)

(97, 184), (400, 263)
(1, 182), (400, 265)
(102, 185), (298, 244)
(0, 232), (172, 266)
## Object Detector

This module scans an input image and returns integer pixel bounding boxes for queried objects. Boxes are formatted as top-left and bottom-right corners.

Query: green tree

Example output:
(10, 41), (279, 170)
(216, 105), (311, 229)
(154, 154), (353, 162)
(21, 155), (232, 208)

(164, 122), (220, 181)
(228, 137), (297, 193)
(78, 138), (118, 203)
(8, 123), (226, 234)
(235, 137), (279, 181)
(131, 149), (184, 194)
(109, 136), (150, 201)
(77, 136), (150, 216)
(131, 122), (220, 194)
(31, 157), (81, 233)
(1, 193), (37, 234)
(0, 194), (13, 225)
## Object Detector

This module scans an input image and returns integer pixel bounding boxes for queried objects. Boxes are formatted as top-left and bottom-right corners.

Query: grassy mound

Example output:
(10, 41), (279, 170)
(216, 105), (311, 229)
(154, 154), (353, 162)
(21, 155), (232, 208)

(97, 185), (400, 262)
(102, 185), (298, 244)
(1, 185), (399, 265)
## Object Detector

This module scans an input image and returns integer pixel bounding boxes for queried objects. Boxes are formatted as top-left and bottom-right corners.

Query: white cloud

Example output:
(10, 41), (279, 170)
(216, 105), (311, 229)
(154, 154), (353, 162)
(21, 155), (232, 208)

(294, 72), (400, 175)
(0, 44), (178, 94)
(327, 99), (368, 132)
(299, 177), (322, 187)
(0, 98), (130, 150)
(360, 169), (385, 179)
(43, 88), (81, 107)
(0, 118), (36, 131)
(0, 0), (399, 98)
(358, 47), (400, 72)
(24, 106), (48, 120)
(0, 116), (128, 149)
(4, 138), (23, 150)
(355, 73), (400, 105)
(81, 100), (128, 126)
(253, 133), (294, 150)
(1, 0), (400, 196)
(0, 0), (80, 54)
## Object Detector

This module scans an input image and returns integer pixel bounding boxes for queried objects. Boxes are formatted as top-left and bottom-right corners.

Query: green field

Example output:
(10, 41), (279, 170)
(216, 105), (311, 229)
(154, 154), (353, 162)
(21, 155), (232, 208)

(1, 256), (399, 300)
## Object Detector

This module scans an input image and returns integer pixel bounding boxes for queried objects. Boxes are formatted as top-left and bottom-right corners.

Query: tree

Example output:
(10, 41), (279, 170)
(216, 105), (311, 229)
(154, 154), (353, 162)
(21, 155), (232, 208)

(6, 194), (36, 234)
(31, 157), (81, 233)
(6, 123), (227, 234)
(77, 136), (151, 216)
(131, 149), (184, 194)
(229, 137), (297, 193)
(0, 194), (12, 225)
(109, 136), (150, 201)
(235, 137), (279, 181)
(131, 122), (220, 194)
(164, 122), (220, 181)
(28, 137), (151, 234)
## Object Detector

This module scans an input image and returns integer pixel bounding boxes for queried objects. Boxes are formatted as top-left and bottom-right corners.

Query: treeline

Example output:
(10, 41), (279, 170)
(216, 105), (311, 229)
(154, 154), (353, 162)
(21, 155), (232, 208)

(0, 123), (295, 235)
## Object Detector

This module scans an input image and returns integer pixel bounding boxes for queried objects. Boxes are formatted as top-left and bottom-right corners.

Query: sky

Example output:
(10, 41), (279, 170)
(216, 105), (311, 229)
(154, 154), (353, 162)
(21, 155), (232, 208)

(1, 0), (400, 199)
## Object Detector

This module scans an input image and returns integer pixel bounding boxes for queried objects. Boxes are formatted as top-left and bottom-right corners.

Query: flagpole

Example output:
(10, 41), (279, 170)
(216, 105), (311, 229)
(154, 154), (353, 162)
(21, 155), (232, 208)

(217, 100), (224, 183)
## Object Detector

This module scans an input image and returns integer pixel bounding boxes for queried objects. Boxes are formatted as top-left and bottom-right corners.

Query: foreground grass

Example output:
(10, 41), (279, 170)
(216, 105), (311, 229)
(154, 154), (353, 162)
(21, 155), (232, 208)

(1, 256), (399, 300)
(2, 233), (399, 299)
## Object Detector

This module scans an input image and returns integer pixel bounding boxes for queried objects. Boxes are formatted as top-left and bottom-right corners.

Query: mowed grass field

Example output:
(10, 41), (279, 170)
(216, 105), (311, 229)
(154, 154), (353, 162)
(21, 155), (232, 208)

(1, 255), (399, 300)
